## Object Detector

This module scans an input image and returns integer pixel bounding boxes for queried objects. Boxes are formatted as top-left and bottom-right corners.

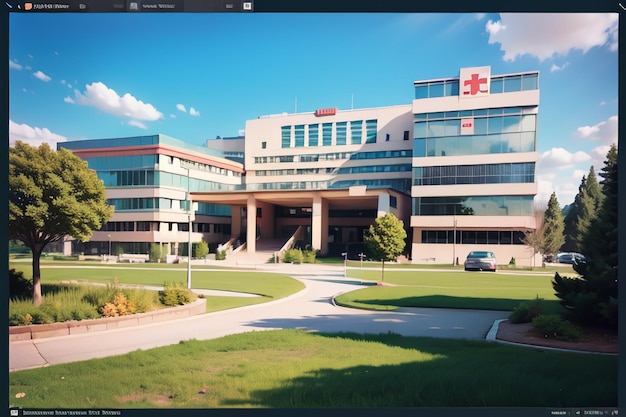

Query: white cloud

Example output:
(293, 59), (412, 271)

(9, 119), (67, 148)
(486, 13), (618, 62)
(9, 59), (23, 70)
(550, 62), (569, 72)
(572, 169), (586, 181)
(127, 120), (148, 129)
(170, 114), (176, 118)
(33, 70), (51, 82)
(573, 115), (617, 145)
(176, 103), (187, 112)
(71, 81), (164, 121)
(538, 147), (590, 168)
(64, 96), (74, 104)
(189, 107), (200, 117)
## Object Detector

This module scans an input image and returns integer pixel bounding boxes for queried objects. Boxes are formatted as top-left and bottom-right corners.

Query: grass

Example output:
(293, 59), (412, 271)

(9, 263), (305, 316)
(336, 270), (564, 313)
(9, 329), (617, 408)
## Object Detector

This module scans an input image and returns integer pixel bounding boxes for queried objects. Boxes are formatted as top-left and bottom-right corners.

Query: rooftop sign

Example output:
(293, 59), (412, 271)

(460, 66), (490, 98)
(315, 108), (337, 117)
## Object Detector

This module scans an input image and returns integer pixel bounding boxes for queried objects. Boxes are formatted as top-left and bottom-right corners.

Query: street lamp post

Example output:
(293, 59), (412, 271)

(358, 252), (366, 283)
(341, 252), (348, 278)
(453, 216), (457, 266)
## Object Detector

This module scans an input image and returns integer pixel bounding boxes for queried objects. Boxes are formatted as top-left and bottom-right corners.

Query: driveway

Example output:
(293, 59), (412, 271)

(9, 264), (509, 372)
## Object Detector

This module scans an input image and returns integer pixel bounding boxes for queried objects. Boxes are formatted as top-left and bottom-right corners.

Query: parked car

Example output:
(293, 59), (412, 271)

(464, 251), (497, 272)
(557, 252), (586, 265)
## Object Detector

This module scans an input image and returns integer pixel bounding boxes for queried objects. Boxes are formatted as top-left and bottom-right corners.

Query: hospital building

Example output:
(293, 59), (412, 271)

(60, 66), (542, 266)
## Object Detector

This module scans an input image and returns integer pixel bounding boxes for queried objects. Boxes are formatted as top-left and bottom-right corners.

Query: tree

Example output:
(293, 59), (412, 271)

(563, 166), (604, 252)
(553, 144), (618, 328)
(9, 142), (113, 306)
(194, 238), (209, 259)
(149, 243), (163, 262)
(363, 213), (407, 282)
(542, 192), (565, 257)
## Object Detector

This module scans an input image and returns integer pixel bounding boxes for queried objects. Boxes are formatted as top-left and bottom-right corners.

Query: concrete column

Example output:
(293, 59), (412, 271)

(246, 195), (257, 254)
(231, 204), (243, 239)
(312, 195), (329, 255)
(377, 192), (390, 217)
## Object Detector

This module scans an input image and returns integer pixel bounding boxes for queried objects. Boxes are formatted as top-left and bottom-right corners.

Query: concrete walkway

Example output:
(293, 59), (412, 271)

(9, 263), (510, 372)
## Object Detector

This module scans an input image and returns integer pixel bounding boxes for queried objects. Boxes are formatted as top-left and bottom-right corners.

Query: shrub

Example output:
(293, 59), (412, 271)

(9, 269), (33, 299)
(100, 292), (136, 317)
(149, 244), (162, 262)
(508, 296), (543, 324)
(159, 282), (197, 306)
(215, 250), (227, 261)
(302, 250), (316, 264)
(509, 257), (516, 266)
(532, 314), (584, 342)
(283, 248), (303, 264)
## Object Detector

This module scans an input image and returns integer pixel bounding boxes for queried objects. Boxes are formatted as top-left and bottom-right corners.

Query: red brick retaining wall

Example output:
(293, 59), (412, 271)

(9, 298), (207, 341)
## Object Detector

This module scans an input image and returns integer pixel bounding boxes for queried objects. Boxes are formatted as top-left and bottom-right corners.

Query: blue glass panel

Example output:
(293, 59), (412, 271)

(490, 78), (503, 94)
(414, 121), (427, 138)
(449, 81), (459, 96)
(429, 82), (444, 98)
(415, 85), (428, 99)
(414, 138), (426, 157)
(503, 75), (522, 92)
(521, 73), (538, 90)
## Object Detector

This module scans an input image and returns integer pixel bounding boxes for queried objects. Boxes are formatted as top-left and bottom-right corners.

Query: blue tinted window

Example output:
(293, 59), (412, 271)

(429, 82), (444, 98)
(522, 73), (538, 90)
(415, 85), (428, 99)
(308, 124), (319, 147)
(449, 81), (459, 96)
(350, 120), (362, 144)
(365, 119), (377, 143)
(322, 123), (332, 146)
(503, 75), (522, 92)
(294, 125), (305, 147)
(490, 78), (503, 94)
(414, 122), (427, 139)
(281, 126), (291, 148)
(336, 122), (347, 146)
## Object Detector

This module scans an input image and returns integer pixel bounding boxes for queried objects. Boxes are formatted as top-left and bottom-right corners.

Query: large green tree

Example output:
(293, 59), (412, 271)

(542, 192), (565, 257)
(364, 213), (407, 282)
(553, 144), (618, 328)
(563, 166), (604, 252)
(9, 141), (113, 305)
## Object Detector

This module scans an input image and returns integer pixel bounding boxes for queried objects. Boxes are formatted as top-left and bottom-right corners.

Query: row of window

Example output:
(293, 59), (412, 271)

(281, 120), (378, 148)
(100, 221), (231, 234)
(97, 170), (242, 191)
(253, 149), (412, 165)
(414, 132), (536, 158)
(414, 73), (539, 100)
(421, 230), (527, 245)
(414, 114), (537, 139)
(414, 106), (536, 122)
(413, 163), (535, 186)
(255, 168), (336, 177)
(180, 160), (242, 177)
(329, 178), (411, 194)
(335, 164), (412, 175)
(412, 196), (535, 216)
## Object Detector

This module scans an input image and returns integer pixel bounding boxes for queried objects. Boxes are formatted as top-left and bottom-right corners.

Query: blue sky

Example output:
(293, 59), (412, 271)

(8, 12), (618, 206)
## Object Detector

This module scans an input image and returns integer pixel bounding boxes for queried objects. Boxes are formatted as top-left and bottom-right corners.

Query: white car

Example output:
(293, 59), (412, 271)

(464, 251), (497, 272)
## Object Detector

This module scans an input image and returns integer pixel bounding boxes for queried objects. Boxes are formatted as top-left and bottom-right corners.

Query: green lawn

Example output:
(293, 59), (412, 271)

(336, 269), (564, 313)
(9, 263), (305, 313)
(9, 330), (617, 408)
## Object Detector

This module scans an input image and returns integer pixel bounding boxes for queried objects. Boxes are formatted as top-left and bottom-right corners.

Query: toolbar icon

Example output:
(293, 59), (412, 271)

(243, 1), (251, 10)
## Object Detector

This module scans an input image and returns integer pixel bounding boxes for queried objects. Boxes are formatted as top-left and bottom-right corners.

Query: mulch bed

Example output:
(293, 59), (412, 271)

(496, 320), (618, 354)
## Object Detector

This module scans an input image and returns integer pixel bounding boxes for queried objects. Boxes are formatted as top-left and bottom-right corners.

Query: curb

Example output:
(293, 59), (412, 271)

(485, 319), (618, 356)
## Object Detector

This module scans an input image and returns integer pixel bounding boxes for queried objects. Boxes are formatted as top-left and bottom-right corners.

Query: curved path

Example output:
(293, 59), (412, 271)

(9, 264), (509, 372)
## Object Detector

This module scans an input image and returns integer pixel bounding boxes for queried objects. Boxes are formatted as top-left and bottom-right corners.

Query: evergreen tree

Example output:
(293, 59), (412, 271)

(542, 192), (565, 257)
(563, 166), (604, 252)
(553, 145), (618, 328)
(562, 175), (585, 252)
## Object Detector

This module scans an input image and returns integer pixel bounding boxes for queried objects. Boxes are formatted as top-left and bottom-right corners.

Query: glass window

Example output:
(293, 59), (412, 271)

(309, 124), (319, 147)
(487, 117), (503, 134)
(322, 123), (332, 146)
(520, 114), (536, 131)
(427, 120), (445, 137)
(504, 107), (521, 115)
(414, 138), (426, 157)
(429, 82), (444, 97)
(295, 125), (305, 147)
(449, 81), (459, 96)
(522, 73), (538, 90)
(473, 117), (487, 135)
(350, 120), (362, 144)
(365, 119), (377, 143)
(281, 126), (291, 148)
(415, 85), (428, 99)
(429, 112), (445, 120)
(473, 109), (488, 116)
(490, 78), (503, 94)
(336, 122), (347, 146)
(503, 75), (522, 92)
(414, 113), (427, 122)
(502, 115), (520, 133)
(444, 119), (460, 137)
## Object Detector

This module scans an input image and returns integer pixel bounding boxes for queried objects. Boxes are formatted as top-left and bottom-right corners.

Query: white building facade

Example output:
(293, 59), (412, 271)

(411, 66), (541, 266)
